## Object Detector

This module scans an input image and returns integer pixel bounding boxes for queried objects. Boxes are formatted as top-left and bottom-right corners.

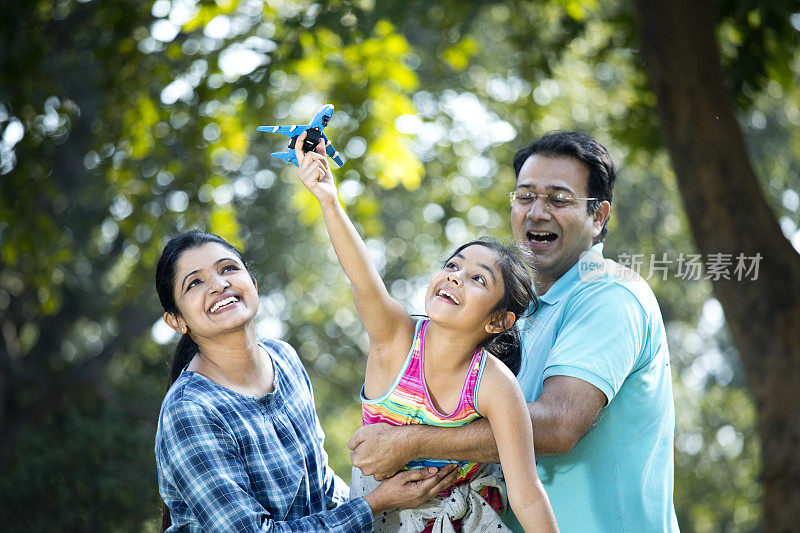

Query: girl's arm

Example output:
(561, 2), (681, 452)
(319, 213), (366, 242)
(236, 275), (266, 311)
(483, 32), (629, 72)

(294, 133), (413, 348)
(477, 357), (559, 533)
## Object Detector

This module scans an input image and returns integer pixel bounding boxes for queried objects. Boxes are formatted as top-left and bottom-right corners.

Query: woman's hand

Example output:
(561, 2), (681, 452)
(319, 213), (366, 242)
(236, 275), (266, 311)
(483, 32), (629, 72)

(363, 464), (460, 516)
(295, 131), (337, 208)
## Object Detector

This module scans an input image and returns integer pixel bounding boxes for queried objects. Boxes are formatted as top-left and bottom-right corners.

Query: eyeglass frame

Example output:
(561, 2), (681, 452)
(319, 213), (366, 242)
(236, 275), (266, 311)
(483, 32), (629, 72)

(508, 190), (598, 209)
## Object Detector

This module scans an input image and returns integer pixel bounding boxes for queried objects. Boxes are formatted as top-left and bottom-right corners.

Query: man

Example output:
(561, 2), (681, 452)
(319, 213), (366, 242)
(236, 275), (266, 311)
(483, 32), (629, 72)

(348, 131), (679, 532)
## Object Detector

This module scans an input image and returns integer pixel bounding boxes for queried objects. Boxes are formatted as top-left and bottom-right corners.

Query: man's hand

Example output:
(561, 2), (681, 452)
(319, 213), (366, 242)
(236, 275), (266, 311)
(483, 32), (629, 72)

(348, 423), (414, 480)
(363, 464), (460, 517)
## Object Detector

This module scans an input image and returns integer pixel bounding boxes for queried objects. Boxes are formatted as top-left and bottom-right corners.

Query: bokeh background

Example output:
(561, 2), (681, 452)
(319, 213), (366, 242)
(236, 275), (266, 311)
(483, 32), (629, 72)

(1, 0), (799, 531)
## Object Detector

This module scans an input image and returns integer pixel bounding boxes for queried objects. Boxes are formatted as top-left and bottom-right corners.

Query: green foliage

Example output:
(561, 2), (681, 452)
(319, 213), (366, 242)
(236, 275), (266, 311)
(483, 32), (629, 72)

(0, 393), (160, 531)
(674, 381), (762, 531)
(2, 0), (797, 529)
(717, 0), (800, 107)
(668, 314), (762, 532)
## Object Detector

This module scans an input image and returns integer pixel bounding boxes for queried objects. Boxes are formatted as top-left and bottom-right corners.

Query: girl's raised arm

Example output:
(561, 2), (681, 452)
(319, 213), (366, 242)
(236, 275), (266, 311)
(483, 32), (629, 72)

(477, 358), (559, 533)
(294, 132), (413, 347)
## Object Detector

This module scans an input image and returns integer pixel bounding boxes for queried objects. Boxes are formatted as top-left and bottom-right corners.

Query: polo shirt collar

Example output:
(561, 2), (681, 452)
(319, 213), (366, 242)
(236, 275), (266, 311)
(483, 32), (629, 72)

(537, 243), (604, 305)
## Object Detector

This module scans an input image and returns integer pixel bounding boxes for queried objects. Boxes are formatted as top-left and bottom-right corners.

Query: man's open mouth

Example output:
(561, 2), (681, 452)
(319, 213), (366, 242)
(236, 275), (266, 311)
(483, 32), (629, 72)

(527, 231), (558, 243)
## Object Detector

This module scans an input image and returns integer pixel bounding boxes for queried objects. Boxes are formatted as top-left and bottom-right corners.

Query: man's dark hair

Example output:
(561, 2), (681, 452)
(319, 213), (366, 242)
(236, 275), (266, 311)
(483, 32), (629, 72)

(513, 131), (616, 243)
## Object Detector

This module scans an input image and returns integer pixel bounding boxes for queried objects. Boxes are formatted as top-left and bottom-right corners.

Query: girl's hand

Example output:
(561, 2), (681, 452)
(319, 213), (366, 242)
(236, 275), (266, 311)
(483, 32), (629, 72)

(295, 131), (337, 208)
(363, 464), (460, 516)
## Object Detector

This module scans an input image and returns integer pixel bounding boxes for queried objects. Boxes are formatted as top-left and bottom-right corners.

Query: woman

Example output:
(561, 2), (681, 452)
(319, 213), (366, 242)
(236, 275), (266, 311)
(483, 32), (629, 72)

(154, 230), (458, 532)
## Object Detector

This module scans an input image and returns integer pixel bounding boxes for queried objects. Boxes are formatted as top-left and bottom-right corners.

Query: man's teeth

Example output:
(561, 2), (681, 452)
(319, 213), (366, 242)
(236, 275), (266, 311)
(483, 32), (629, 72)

(529, 231), (557, 242)
(437, 289), (461, 305)
(210, 296), (238, 313)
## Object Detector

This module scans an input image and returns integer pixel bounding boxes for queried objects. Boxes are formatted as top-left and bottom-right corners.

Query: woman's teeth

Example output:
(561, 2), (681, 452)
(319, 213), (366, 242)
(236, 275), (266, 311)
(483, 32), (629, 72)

(210, 296), (238, 313)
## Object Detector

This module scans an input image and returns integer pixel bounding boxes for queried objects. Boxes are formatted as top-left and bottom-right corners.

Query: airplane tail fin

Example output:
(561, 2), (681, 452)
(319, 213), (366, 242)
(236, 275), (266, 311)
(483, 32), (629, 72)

(321, 133), (344, 167)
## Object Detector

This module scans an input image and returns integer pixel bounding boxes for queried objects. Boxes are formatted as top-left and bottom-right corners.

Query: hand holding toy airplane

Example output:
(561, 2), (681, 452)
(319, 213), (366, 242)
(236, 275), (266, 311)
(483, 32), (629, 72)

(257, 104), (344, 167)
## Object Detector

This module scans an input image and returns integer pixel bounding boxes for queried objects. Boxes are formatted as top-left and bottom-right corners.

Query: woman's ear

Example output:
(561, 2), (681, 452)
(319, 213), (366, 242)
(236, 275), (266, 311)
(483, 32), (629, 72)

(485, 311), (516, 335)
(163, 312), (188, 335)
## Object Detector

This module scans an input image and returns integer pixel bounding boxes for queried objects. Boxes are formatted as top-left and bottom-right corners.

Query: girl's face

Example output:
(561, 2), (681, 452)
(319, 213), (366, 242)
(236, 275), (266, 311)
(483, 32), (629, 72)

(165, 242), (259, 340)
(425, 244), (506, 335)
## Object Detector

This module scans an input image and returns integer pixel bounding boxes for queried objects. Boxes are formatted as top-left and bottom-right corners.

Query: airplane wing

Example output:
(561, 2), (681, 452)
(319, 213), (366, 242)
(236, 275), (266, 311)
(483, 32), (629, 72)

(257, 124), (308, 137)
(321, 134), (344, 167)
(270, 151), (299, 167)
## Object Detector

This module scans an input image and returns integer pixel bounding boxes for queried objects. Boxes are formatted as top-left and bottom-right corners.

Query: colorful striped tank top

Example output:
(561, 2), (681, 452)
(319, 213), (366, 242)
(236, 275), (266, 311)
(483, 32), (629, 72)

(360, 319), (487, 485)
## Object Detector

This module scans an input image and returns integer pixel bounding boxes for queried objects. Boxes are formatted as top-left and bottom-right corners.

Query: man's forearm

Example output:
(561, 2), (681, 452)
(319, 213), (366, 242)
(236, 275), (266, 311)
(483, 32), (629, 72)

(351, 394), (578, 477)
(407, 417), (500, 464)
(410, 402), (568, 463)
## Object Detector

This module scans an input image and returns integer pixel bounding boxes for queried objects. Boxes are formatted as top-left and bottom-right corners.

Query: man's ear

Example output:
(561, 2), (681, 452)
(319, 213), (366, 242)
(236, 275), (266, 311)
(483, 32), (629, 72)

(485, 311), (516, 335)
(163, 312), (187, 335)
(592, 201), (611, 237)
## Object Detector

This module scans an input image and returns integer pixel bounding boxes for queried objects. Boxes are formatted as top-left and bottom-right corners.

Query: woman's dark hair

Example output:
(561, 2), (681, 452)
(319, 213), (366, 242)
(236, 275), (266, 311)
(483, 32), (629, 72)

(155, 230), (251, 531)
(156, 229), (252, 387)
(444, 238), (536, 375)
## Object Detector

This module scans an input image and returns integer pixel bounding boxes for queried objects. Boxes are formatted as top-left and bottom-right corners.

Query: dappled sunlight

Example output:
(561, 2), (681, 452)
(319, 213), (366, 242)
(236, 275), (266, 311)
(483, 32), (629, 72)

(2, 0), (798, 528)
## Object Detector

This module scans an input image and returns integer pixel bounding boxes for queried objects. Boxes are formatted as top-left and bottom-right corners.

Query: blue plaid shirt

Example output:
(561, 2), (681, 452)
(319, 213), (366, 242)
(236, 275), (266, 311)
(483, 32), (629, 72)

(155, 338), (372, 532)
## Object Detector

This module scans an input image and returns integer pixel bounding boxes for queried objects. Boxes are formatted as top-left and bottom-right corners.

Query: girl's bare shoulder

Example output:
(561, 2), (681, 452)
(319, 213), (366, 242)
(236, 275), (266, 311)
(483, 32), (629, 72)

(476, 353), (526, 415)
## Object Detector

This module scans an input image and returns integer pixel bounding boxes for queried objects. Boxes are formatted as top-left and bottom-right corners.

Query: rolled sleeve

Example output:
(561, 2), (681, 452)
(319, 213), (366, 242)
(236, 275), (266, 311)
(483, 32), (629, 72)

(543, 283), (646, 404)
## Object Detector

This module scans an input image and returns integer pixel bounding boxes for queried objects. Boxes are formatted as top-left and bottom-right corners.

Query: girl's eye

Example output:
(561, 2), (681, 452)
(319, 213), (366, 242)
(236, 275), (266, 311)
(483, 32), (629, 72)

(445, 261), (458, 270)
(186, 278), (200, 291)
(221, 264), (239, 273)
(473, 275), (486, 285)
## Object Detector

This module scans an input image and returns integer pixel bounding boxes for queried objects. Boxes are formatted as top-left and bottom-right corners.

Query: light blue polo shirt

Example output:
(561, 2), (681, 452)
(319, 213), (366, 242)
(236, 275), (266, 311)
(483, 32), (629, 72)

(504, 244), (679, 532)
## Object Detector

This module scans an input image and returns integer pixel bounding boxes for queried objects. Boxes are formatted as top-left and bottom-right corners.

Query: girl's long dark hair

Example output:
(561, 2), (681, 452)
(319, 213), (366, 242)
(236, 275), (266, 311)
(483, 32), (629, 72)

(445, 239), (536, 375)
(154, 229), (251, 531)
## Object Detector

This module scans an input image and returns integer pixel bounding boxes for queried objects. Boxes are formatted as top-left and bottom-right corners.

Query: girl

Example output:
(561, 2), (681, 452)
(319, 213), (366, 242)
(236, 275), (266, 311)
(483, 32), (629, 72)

(294, 133), (558, 533)
(153, 230), (460, 532)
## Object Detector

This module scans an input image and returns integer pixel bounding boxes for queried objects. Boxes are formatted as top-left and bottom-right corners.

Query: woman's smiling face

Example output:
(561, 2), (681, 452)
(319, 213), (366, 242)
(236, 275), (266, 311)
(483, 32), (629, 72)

(169, 242), (259, 339)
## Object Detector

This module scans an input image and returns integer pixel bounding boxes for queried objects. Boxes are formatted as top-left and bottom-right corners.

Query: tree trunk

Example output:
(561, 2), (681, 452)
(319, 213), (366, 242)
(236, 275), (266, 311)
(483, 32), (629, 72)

(633, 0), (800, 529)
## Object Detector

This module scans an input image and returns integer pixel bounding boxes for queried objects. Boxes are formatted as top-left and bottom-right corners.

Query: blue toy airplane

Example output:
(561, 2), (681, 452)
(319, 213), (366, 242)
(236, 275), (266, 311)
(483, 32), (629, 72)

(257, 104), (344, 167)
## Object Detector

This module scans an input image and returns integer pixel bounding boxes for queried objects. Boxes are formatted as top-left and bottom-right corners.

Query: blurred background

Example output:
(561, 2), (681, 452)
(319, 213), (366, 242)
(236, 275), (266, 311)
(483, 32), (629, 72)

(1, 0), (798, 531)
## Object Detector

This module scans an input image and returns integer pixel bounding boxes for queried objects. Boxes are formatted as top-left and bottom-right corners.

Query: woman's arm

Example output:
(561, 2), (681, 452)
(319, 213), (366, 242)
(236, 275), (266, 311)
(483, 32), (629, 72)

(157, 398), (458, 532)
(477, 358), (559, 533)
(294, 133), (413, 348)
(157, 398), (372, 532)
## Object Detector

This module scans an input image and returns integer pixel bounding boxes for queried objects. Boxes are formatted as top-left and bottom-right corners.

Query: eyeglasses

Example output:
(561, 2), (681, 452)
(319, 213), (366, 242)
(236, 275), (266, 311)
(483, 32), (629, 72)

(508, 190), (597, 209)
